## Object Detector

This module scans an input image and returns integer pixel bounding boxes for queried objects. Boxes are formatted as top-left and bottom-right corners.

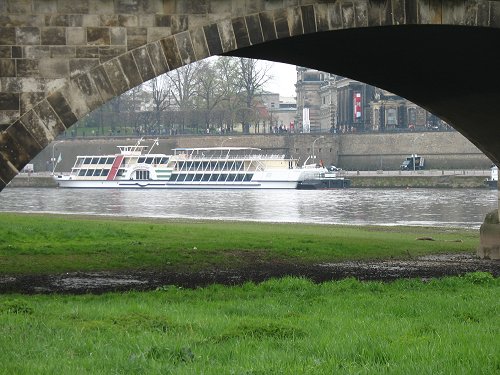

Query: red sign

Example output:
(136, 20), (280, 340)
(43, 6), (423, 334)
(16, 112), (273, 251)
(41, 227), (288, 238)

(353, 92), (362, 120)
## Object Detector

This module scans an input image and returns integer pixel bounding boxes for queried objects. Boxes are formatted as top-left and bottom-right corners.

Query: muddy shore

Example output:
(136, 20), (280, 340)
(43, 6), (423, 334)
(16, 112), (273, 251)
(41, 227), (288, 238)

(1, 253), (497, 295)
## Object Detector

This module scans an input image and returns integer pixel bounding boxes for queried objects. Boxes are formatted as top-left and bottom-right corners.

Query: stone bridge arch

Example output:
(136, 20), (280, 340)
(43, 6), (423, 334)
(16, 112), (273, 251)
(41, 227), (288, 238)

(1, 0), (500, 191)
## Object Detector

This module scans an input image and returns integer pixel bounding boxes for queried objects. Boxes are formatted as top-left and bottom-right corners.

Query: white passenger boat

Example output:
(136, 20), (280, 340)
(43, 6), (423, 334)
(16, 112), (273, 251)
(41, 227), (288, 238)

(53, 139), (326, 189)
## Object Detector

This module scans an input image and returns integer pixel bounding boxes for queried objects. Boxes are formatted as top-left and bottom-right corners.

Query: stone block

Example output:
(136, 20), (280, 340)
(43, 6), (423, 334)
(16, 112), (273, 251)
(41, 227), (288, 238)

(126, 27), (148, 50)
(132, 46), (155, 82)
(118, 15), (139, 27)
(138, 15), (155, 27)
(87, 27), (110, 45)
(328, 2), (343, 29)
(16, 27), (41, 45)
(46, 90), (77, 128)
(155, 15), (171, 27)
(100, 15), (119, 27)
(39, 58), (70, 78)
(0, 28), (16, 45)
(314, 4), (329, 32)
(0, 47), (10, 58)
(6, 0), (31, 14)
(392, 0), (406, 25)
(20, 92), (45, 113)
(115, 0), (140, 14)
(218, 19), (236, 53)
(102, 58), (129, 95)
(67, 27), (86, 45)
(50, 46), (76, 58)
(23, 102), (59, 147)
(24, 46), (51, 59)
(171, 15), (189, 34)
(56, 0), (89, 14)
(274, 9), (290, 38)
(110, 27), (126, 45)
(16, 59), (40, 77)
(354, 2), (368, 27)
(57, 80), (91, 119)
(232, 17), (250, 48)
(0, 59), (16, 77)
(73, 73), (104, 112)
(99, 46), (126, 62)
(76, 46), (99, 58)
(175, 31), (196, 64)
(146, 41), (170, 76)
(189, 27), (209, 60)
(258, 11), (277, 42)
(0, 140), (18, 182)
(69, 58), (99, 79)
(160, 37), (182, 70)
(82, 15), (101, 27)
(12, 46), (22, 58)
(147, 27), (172, 43)
(41, 27), (66, 45)
(203, 24), (223, 55)
(34, 0), (58, 13)
(419, 1), (442, 24)
(301, 5), (316, 33)
(89, 0), (114, 15)
(288, 7), (303, 36)
(118, 52), (142, 88)
(44, 15), (84, 27)
(245, 14), (264, 44)
(89, 65), (115, 102)
(0, 110), (19, 125)
(0, 93), (19, 110)
(4, 118), (43, 170)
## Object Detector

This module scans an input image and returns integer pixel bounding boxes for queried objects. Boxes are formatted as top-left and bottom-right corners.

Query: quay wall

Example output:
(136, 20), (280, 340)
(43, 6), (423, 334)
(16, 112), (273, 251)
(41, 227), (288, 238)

(29, 131), (490, 174)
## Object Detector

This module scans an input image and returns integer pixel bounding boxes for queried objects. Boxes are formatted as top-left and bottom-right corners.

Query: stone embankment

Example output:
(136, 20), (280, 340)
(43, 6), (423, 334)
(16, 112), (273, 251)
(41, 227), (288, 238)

(7, 170), (491, 189)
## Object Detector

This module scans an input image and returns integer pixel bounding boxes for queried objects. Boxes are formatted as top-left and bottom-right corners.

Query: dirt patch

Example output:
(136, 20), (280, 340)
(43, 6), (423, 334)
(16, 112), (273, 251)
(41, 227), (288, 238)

(0, 253), (498, 295)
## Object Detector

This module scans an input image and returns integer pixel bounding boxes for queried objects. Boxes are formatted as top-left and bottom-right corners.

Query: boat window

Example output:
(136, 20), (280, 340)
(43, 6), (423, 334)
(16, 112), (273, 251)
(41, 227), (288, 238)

(202, 162), (209, 170)
(193, 174), (202, 182)
(202, 174), (210, 181)
(184, 174), (194, 181)
(145, 157), (153, 164)
(226, 174), (236, 182)
(244, 174), (253, 181)
(101, 169), (109, 176)
(91, 158), (99, 164)
(93, 169), (101, 176)
(86, 169), (94, 176)
(210, 162), (217, 170)
(159, 157), (168, 164)
(219, 174), (227, 181)
(84, 157), (92, 164)
(138, 157), (145, 163)
(78, 169), (86, 176)
(136, 170), (150, 180)
(116, 169), (125, 177)
(209, 174), (219, 181)
(235, 174), (244, 181)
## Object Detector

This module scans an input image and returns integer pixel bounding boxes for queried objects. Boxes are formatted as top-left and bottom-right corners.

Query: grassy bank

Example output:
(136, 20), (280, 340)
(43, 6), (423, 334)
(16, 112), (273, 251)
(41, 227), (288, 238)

(0, 274), (498, 374)
(0, 213), (478, 275)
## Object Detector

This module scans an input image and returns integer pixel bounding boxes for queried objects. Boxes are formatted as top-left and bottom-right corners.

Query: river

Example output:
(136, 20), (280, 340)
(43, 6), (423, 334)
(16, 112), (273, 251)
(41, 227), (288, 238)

(0, 188), (496, 228)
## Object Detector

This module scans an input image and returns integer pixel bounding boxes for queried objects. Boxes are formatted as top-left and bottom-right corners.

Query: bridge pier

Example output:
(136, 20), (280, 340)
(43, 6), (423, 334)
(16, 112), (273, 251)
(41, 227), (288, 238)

(477, 187), (500, 259)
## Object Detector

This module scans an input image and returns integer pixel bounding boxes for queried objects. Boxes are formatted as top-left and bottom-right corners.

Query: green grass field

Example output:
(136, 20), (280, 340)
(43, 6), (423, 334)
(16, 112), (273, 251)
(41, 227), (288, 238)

(0, 213), (478, 275)
(0, 274), (498, 374)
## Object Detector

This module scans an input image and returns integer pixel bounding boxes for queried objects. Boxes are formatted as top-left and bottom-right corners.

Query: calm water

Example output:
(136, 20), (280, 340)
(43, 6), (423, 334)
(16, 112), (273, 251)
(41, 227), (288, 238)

(0, 188), (496, 228)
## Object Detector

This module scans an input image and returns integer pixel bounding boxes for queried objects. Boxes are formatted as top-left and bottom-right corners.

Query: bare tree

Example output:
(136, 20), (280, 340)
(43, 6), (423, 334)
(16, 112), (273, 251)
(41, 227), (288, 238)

(148, 76), (172, 134)
(234, 57), (272, 133)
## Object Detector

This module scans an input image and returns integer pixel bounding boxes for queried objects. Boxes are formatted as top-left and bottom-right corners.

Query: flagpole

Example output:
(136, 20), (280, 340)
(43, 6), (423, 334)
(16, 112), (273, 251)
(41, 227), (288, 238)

(51, 140), (64, 174)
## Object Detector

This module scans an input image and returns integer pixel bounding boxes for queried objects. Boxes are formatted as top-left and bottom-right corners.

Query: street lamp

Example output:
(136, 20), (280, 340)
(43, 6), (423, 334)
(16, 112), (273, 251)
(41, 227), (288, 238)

(312, 136), (325, 160)
(51, 140), (64, 174)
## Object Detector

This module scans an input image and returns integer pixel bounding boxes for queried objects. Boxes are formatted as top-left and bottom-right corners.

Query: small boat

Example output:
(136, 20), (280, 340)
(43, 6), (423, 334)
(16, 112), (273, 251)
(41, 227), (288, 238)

(485, 164), (498, 189)
(297, 170), (351, 190)
(53, 139), (327, 189)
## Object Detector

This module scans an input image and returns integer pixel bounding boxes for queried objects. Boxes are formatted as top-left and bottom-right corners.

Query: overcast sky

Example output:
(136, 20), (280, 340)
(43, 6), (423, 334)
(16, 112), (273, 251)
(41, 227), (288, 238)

(265, 62), (297, 98)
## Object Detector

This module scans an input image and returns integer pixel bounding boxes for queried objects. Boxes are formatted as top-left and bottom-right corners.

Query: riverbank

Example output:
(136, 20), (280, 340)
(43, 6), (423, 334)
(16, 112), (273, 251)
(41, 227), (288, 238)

(6, 171), (492, 189)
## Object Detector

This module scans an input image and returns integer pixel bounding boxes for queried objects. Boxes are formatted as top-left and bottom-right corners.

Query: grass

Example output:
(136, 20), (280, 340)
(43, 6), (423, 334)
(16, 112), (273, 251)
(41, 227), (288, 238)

(0, 274), (498, 374)
(0, 212), (479, 275)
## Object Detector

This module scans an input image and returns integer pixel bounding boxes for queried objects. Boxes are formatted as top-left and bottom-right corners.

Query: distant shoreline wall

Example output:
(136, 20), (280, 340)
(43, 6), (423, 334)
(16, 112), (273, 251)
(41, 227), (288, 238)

(30, 131), (491, 173)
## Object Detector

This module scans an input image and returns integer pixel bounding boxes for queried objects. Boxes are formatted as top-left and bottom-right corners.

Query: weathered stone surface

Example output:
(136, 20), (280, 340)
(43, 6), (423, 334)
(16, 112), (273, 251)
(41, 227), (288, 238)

(328, 2), (343, 29)
(46, 91), (77, 128)
(203, 24), (223, 55)
(175, 31), (197, 64)
(0, 47), (11, 58)
(50, 46), (76, 58)
(16, 59), (40, 77)
(259, 11), (277, 42)
(0, 28), (16, 45)
(12, 46), (22, 58)
(146, 41), (169, 75)
(4, 119), (43, 170)
(20, 92), (45, 113)
(189, 27), (209, 60)
(288, 6), (304, 36)
(24, 46), (51, 59)
(16, 27), (41, 45)
(0, 59), (16, 77)
(89, 65), (115, 102)
(41, 27), (66, 45)
(218, 19), (237, 53)
(118, 52), (142, 89)
(0, 110), (19, 125)
(0, 145), (18, 183)
(73, 73), (104, 112)
(57, 1), (89, 14)
(110, 27), (127, 45)
(0, 93), (19, 110)
(102, 58), (129, 95)
(69, 58), (99, 79)
(87, 27), (111, 45)
(67, 27), (86, 45)
(132, 46), (156, 82)
(315, 4), (329, 32)
(245, 14), (264, 45)
(76, 46), (99, 58)
(232, 17), (250, 48)
(155, 15), (171, 27)
(39, 58), (70, 78)
(160, 36), (183, 70)
(32, 100), (66, 141)
(301, 5), (316, 33)
(6, 0), (32, 14)
(98, 46), (126, 62)
(127, 27), (148, 50)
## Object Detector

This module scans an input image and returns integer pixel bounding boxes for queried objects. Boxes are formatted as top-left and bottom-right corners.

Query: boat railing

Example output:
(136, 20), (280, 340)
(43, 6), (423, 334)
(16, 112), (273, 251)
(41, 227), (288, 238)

(175, 153), (287, 161)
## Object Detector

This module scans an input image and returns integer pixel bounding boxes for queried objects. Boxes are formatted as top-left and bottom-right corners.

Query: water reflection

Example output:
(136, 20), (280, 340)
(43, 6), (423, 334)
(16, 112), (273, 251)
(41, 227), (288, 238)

(0, 188), (496, 228)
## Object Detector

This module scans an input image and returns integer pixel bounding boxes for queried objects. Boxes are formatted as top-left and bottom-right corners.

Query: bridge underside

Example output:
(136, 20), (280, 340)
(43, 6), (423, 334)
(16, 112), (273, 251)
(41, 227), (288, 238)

(225, 25), (500, 166)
